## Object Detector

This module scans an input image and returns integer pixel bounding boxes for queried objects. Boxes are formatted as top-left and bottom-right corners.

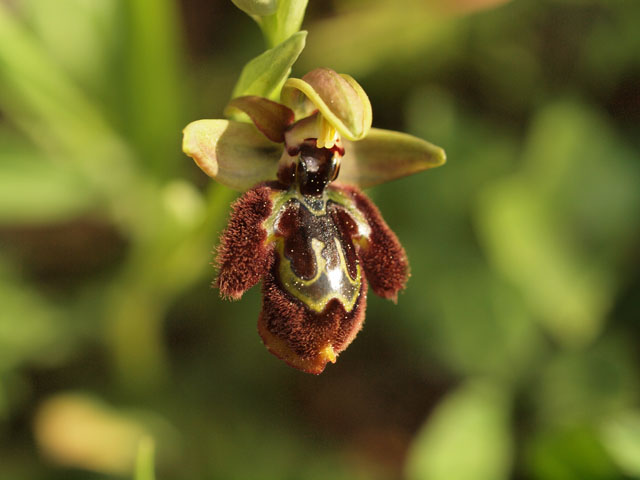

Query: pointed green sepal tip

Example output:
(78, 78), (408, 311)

(339, 128), (446, 188)
(182, 119), (281, 191)
(231, 0), (278, 17)
(281, 67), (373, 142)
(231, 30), (307, 100)
(226, 96), (294, 143)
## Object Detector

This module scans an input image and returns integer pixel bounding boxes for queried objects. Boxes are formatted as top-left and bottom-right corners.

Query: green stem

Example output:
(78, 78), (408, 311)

(107, 183), (235, 392)
(107, 282), (168, 392)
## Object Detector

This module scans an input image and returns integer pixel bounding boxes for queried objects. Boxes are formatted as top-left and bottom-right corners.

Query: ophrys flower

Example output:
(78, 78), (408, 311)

(183, 68), (445, 374)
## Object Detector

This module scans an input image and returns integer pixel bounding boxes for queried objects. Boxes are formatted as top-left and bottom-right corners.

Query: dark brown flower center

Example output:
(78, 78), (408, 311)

(295, 143), (341, 196)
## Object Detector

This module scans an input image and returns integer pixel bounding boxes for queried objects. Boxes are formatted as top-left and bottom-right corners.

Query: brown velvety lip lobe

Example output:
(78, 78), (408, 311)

(259, 265), (366, 373)
(215, 185), (274, 300)
(276, 203), (317, 280)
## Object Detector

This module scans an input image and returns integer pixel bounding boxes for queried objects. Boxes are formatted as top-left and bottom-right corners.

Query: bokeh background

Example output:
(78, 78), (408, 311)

(1, 0), (640, 478)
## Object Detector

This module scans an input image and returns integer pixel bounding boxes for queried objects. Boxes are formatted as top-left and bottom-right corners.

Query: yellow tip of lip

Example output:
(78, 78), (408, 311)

(320, 344), (337, 364)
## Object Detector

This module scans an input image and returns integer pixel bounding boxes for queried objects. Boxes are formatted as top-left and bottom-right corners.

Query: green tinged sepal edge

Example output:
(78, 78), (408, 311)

(340, 128), (446, 188)
(182, 119), (280, 191)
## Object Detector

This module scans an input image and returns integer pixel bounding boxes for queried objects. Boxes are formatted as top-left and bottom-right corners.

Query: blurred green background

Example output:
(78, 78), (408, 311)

(1, 0), (640, 479)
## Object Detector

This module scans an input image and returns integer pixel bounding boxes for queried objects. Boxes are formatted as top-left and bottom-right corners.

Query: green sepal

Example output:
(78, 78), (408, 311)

(182, 119), (281, 191)
(339, 128), (446, 188)
(225, 96), (294, 143)
(231, 30), (307, 101)
(281, 68), (372, 141)
(259, 0), (309, 48)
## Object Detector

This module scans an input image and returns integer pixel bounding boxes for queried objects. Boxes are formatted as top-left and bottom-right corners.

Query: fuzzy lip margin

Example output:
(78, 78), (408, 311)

(215, 180), (409, 374)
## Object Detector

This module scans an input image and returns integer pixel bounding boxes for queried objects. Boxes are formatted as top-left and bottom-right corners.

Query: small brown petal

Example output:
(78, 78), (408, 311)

(226, 96), (295, 143)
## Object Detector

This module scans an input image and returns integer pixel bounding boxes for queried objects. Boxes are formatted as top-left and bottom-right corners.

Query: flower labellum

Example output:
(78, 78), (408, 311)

(183, 68), (445, 374)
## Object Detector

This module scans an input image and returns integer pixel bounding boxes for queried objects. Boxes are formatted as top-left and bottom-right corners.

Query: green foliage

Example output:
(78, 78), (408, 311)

(122, 0), (184, 178)
(526, 425), (620, 480)
(601, 410), (640, 477)
(406, 380), (513, 480)
(0, 262), (68, 372)
(477, 101), (640, 347)
(0, 136), (95, 224)
(0, 0), (639, 479)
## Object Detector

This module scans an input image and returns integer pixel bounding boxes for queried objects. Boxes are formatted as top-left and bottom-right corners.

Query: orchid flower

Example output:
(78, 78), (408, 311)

(183, 68), (445, 374)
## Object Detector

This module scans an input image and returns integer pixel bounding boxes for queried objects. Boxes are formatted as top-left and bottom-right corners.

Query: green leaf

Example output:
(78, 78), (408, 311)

(526, 425), (619, 480)
(415, 267), (540, 378)
(182, 119), (281, 190)
(531, 337), (638, 427)
(477, 179), (609, 346)
(339, 128), (445, 188)
(0, 5), (122, 158)
(298, 2), (453, 77)
(0, 4), (136, 209)
(20, 0), (119, 101)
(0, 133), (95, 225)
(0, 261), (68, 371)
(134, 437), (156, 480)
(232, 0), (278, 17)
(260, 0), (309, 48)
(231, 30), (307, 100)
(475, 101), (640, 347)
(600, 410), (640, 477)
(406, 380), (513, 480)
(0, 158), (95, 226)
(123, 0), (184, 177)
